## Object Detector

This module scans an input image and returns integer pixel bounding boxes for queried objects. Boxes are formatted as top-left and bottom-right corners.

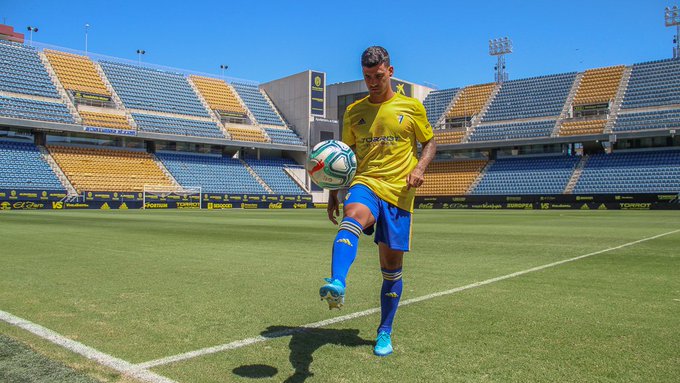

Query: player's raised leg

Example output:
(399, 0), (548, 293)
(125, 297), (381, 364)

(321, 192), (375, 309)
(374, 243), (404, 356)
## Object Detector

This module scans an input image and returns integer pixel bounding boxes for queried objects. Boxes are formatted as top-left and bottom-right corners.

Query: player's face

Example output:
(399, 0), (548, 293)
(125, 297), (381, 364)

(363, 63), (393, 99)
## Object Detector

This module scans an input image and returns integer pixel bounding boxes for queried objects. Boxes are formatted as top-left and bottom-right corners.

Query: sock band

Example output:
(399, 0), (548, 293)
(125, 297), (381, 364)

(339, 217), (363, 237)
(381, 268), (402, 281)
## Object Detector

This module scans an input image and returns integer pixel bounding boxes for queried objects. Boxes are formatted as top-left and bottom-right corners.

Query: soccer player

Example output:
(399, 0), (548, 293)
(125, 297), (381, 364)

(319, 46), (436, 356)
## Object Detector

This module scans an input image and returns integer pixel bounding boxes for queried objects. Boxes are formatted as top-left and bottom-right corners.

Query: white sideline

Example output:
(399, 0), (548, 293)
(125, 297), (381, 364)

(0, 311), (177, 383)
(136, 228), (680, 369)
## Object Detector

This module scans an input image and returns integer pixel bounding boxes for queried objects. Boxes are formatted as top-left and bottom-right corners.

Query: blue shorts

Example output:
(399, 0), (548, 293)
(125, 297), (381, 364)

(344, 184), (412, 252)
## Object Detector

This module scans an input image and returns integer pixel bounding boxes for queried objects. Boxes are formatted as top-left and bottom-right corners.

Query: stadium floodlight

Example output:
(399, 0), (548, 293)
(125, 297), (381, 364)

(27, 26), (38, 45)
(665, 6), (680, 59)
(84, 24), (90, 55)
(489, 36), (512, 84)
(136, 49), (146, 64)
(220, 64), (228, 78)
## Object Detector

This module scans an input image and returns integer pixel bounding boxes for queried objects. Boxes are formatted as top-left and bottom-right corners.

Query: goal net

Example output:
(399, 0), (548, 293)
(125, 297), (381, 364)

(142, 185), (202, 209)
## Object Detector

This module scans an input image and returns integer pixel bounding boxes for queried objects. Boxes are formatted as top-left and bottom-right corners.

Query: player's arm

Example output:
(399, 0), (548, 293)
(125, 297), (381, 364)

(407, 137), (436, 189)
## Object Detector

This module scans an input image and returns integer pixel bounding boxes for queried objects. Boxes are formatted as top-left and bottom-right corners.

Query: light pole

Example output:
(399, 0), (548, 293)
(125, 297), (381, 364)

(665, 6), (680, 59)
(136, 49), (146, 64)
(489, 37), (513, 84)
(27, 26), (38, 45)
(220, 64), (228, 79)
(84, 24), (90, 54)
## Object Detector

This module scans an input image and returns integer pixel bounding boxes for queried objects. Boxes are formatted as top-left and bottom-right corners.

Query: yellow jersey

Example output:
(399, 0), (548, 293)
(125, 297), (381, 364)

(342, 93), (433, 212)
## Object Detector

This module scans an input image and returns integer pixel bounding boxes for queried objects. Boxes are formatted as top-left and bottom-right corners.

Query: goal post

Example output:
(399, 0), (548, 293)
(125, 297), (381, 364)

(142, 185), (202, 210)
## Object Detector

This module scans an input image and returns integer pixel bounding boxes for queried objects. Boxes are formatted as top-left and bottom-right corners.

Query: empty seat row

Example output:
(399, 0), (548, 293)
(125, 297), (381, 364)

(0, 95), (74, 124)
(472, 156), (580, 195)
(132, 113), (225, 139)
(244, 157), (306, 195)
(469, 120), (555, 142)
(0, 41), (60, 98)
(44, 49), (110, 96)
(483, 73), (576, 122)
(422, 88), (459, 126)
(100, 61), (210, 117)
(231, 82), (285, 126)
(156, 152), (267, 194)
(622, 59), (680, 109)
(0, 140), (64, 191)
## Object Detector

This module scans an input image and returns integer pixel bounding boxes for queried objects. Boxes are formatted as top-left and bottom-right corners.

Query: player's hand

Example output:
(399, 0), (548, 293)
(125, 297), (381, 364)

(406, 168), (425, 190)
(327, 191), (340, 225)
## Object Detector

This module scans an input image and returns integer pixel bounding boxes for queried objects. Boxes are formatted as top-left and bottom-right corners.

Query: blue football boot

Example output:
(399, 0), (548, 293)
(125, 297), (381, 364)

(373, 331), (393, 356)
(319, 278), (345, 310)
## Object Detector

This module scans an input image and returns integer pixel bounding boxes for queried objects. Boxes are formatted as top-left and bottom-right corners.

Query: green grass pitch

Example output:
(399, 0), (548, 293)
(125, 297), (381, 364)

(1, 209), (679, 382)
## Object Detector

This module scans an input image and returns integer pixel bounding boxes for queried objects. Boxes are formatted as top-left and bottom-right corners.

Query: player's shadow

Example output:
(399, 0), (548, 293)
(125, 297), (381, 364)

(233, 325), (373, 383)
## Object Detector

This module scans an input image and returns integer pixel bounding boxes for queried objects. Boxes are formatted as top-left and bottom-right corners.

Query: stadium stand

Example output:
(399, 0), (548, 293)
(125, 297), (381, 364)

(131, 113), (224, 138)
(574, 150), (680, 193)
(621, 59), (680, 109)
(0, 140), (65, 190)
(189, 75), (246, 116)
(43, 50), (110, 96)
(572, 66), (625, 106)
(0, 41), (60, 98)
(472, 156), (580, 195)
(99, 61), (210, 117)
(612, 109), (680, 132)
(434, 130), (466, 145)
(483, 73), (577, 122)
(559, 119), (606, 136)
(417, 160), (488, 196)
(263, 127), (304, 146)
(422, 88), (459, 126)
(231, 82), (285, 126)
(48, 146), (174, 193)
(469, 120), (556, 142)
(448, 83), (495, 119)
(227, 126), (268, 142)
(156, 152), (267, 194)
(0, 95), (74, 124)
(79, 110), (133, 130)
(244, 157), (306, 194)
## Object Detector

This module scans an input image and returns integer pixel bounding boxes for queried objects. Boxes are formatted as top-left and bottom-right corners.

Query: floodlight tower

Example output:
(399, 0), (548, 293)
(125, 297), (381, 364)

(489, 37), (512, 84)
(27, 26), (38, 45)
(665, 6), (680, 59)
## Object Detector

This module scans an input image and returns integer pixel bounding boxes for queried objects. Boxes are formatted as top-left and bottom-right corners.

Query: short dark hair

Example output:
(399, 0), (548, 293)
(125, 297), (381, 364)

(361, 46), (390, 68)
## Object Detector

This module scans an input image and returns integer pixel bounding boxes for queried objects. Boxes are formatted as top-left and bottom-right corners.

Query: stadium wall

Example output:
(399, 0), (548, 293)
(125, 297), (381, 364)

(414, 194), (680, 210)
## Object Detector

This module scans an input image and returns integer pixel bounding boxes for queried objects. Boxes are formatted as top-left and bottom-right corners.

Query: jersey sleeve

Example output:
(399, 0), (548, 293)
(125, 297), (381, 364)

(342, 107), (356, 146)
(413, 101), (434, 143)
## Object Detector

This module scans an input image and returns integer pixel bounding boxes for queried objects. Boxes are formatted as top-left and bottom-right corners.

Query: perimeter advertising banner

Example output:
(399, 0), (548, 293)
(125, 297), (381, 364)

(0, 189), (67, 201)
(414, 194), (680, 210)
(310, 71), (325, 117)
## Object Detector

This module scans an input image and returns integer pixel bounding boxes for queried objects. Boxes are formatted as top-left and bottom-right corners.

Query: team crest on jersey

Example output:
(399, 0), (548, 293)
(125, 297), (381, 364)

(397, 115), (404, 124)
(358, 118), (366, 125)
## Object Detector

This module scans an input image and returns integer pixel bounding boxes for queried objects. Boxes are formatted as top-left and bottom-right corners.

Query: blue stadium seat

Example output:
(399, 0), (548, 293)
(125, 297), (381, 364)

(613, 109), (680, 132)
(0, 140), (65, 191)
(621, 59), (680, 109)
(99, 61), (210, 117)
(263, 128), (304, 146)
(244, 157), (305, 195)
(156, 152), (267, 194)
(472, 156), (579, 195)
(483, 73), (577, 122)
(231, 82), (285, 126)
(0, 40), (60, 98)
(469, 120), (556, 142)
(574, 150), (680, 194)
(0, 95), (74, 124)
(132, 113), (224, 139)
(423, 88), (459, 126)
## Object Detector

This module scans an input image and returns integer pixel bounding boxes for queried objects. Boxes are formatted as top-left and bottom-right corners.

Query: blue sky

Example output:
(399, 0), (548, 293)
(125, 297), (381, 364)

(2, 0), (677, 89)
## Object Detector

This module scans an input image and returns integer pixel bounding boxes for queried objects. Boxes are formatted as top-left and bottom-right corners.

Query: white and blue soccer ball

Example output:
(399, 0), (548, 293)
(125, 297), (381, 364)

(306, 140), (357, 190)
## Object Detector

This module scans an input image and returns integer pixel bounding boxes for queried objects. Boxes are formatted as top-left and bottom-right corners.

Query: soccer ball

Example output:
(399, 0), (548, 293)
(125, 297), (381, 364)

(306, 140), (357, 190)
